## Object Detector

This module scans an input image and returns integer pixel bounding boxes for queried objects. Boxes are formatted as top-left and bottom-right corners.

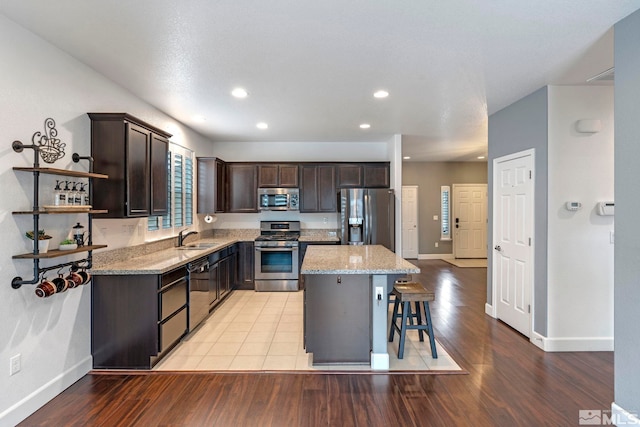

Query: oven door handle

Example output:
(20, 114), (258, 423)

(255, 247), (298, 252)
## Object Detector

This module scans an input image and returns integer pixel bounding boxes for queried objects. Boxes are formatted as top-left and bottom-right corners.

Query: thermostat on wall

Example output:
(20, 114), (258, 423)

(597, 202), (615, 216)
(565, 201), (582, 211)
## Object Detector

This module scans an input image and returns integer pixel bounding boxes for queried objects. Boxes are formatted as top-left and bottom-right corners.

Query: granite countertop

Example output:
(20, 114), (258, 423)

(300, 245), (420, 275)
(91, 229), (340, 276)
(91, 238), (238, 275)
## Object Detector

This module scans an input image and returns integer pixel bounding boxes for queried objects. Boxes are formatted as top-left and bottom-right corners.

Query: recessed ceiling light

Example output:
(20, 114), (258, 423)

(359, 123), (371, 129)
(256, 122), (268, 129)
(374, 90), (389, 99)
(403, 156), (411, 160)
(477, 156), (486, 160)
(231, 87), (248, 98)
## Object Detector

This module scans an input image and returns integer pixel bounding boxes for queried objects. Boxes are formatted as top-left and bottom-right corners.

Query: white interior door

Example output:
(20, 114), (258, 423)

(493, 150), (534, 337)
(401, 186), (418, 259)
(453, 184), (487, 258)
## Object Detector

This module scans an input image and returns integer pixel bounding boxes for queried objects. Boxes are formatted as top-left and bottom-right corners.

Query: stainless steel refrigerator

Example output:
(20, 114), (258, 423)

(339, 188), (395, 252)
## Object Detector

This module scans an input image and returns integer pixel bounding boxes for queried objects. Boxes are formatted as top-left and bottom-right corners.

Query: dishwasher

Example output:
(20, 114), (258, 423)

(188, 257), (211, 331)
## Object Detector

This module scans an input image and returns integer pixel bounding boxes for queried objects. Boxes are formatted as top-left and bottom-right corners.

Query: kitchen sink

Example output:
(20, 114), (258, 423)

(178, 242), (218, 250)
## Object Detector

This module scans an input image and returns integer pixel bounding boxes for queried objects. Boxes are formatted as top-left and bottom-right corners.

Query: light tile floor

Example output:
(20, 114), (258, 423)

(154, 290), (461, 372)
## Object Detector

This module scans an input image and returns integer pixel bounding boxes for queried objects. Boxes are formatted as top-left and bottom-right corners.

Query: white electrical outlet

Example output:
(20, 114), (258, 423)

(375, 286), (384, 299)
(435, 242), (439, 248)
(433, 215), (438, 221)
(10, 354), (21, 376)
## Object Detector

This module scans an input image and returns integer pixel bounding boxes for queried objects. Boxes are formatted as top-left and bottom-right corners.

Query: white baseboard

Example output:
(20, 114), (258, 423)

(485, 303), (496, 318)
(612, 402), (640, 425)
(528, 333), (613, 352)
(0, 355), (92, 426)
(370, 352), (390, 370)
(530, 331), (546, 350)
(418, 253), (454, 260)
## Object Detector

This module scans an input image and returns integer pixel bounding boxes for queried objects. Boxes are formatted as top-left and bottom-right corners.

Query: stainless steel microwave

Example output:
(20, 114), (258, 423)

(258, 188), (300, 211)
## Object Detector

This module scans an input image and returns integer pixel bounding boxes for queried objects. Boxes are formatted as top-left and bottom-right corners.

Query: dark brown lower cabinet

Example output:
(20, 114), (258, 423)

(236, 241), (255, 290)
(92, 266), (188, 369)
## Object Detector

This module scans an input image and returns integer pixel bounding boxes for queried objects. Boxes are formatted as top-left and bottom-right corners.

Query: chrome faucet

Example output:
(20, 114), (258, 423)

(178, 229), (198, 246)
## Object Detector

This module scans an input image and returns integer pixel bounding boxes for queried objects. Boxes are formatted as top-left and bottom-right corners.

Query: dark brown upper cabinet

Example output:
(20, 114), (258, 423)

(336, 164), (363, 188)
(197, 157), (227, 213)
(89, 113), (171, 218)
(150, 134), (169, 216)
(258, 164), (299, 188)
(227, 163), (258, 212)
(335, 163), (390, 188)
(363, 163), (391, 188)
(300, 164), (336, 212)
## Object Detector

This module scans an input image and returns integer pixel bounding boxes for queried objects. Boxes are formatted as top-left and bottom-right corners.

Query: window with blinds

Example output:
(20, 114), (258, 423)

(441, 185), (451, 240)
(148, 145), (194, 233)
(185, 157), (193, 226)
(174, 154), (183, 228)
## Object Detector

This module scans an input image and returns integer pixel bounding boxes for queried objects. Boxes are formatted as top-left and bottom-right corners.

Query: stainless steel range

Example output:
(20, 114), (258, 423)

(254, 220), (300, 291)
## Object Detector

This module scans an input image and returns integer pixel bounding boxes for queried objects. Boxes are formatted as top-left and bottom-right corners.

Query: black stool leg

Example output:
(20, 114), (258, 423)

(414, 301), (424, 341)
(389, 298), (400, 342)
(423, 301), (437, 358)
(398, 301), (410, 359)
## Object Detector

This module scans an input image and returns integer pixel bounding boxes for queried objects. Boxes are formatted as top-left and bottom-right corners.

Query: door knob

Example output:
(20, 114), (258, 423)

(494, 245), (502, 251)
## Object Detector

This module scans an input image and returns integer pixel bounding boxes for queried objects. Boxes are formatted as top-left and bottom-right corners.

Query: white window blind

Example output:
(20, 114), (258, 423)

(185, 157), (193, 226)
(441, 185), (451, 240)
(174, 154), (184, 228)
(162, 150), (172, 229)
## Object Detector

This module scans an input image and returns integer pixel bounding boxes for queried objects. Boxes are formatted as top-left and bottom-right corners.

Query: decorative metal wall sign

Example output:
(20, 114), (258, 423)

(32, 118), (65, 163)
(12, 117), (67, 165)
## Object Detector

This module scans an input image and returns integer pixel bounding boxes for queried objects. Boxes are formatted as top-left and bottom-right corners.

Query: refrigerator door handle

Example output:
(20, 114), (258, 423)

(365, 192), (372, 244)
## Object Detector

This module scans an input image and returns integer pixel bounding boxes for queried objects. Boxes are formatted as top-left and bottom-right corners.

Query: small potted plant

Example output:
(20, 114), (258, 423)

(25, 230), (53, 253)
(58, 238), (77, 251)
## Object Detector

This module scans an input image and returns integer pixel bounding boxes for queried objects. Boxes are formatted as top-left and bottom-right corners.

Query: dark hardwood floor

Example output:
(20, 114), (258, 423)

(19, 260), (613, 426)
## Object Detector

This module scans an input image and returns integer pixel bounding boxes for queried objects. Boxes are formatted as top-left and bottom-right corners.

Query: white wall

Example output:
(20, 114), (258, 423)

(389, 135), (403, 252)
(0, 15), (213, 425)
(546, 85), (614, 349)
(210, 140), (389, 162)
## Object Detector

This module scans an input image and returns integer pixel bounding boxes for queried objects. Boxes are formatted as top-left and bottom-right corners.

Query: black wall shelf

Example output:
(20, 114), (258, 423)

(11, 136), (109, 290)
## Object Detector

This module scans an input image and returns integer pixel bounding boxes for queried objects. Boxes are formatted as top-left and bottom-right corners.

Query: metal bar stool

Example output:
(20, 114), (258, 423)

(388, 282), (437, 359)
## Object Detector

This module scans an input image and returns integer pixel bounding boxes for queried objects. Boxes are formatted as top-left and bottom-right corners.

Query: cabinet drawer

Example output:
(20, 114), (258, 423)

(160, 279), (187, 320)
(162, 266), (188, 288)
(159, 307), (187, 353)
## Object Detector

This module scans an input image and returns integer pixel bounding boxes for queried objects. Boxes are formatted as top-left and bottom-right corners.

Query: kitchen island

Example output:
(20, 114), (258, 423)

(300, 245), (419, 370)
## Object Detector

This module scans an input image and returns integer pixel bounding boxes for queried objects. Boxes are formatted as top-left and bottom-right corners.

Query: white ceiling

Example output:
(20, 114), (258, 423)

(1, 1), (637, 161)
